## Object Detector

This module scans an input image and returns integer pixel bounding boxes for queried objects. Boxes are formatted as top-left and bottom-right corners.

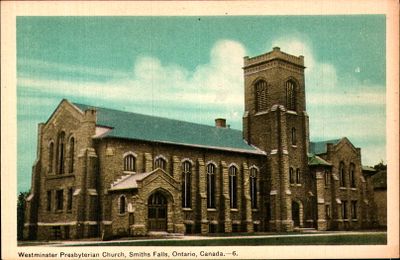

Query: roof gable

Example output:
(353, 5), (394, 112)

(73, 102), (262, 154)
(309, 139), (341, 155)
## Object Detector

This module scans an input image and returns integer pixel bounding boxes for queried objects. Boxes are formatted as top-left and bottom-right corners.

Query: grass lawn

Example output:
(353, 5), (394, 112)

(64, 233), (387, 246)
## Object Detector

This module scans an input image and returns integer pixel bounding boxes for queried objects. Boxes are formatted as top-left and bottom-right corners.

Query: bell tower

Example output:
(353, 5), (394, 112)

(242, 47), (310, 231)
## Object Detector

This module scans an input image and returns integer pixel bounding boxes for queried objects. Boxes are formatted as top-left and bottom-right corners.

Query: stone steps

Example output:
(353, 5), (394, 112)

(293, 227), (318, 233)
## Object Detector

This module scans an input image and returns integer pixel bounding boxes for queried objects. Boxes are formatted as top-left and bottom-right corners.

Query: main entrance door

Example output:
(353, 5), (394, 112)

(148, 192), (167, 231)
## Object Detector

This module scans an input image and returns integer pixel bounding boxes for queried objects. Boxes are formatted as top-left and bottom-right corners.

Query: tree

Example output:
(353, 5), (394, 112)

(373, 160), (387, 171)
(17, 191), (29, 240)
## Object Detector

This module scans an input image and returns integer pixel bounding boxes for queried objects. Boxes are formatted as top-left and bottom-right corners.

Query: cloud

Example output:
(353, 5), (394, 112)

(18, 38), (386, 167)
(18, 40), (247, 127)
(269, 37), (385, 164)
(270, 37), (338, 90)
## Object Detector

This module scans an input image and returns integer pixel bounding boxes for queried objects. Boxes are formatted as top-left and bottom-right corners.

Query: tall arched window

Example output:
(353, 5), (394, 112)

(296, 168), (301, 184)
(250, 167), (258, 209)
(255, 80), (268, 112)
(48, 142), (54, 173)
(229, 166), (238, 209)
(291, 127), (297, 145)
(206, 163), (216, 209)
(339, 162), (346, 187)
(289, 167), (295, 184)
(154, 157), (167, 171)
(119, 195), (126, 214)
(57, 132), (65, 175)
(182, 161), (192, 208)
(124, 154), (136, 172)
(68, 137), (75, 173)
(350, 163), (356, 187)
(286, 80), (296, 111)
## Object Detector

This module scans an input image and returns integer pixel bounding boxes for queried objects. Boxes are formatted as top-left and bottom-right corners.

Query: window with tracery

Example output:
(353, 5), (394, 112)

(250, 167), (258, 209)
(286, 80), (296, 111)
(206, 163), (216, 208)
(182, 161), (192, 208)
(124, 154), (136, 172)
(229, 166), (238, 209)
(255, 80), (268, 112)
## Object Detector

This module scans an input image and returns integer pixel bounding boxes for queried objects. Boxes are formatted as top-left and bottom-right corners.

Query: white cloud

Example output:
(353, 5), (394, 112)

(18, 39), (247, 127)
(18, 38), (385, 165)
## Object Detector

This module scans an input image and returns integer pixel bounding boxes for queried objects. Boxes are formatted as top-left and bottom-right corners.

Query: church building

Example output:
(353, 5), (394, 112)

(24, 47), (379, 240)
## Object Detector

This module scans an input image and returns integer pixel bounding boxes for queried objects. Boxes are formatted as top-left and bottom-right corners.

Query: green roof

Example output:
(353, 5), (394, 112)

(309, 139), (341, 155)
(73, 102), (263, 154)
(308, 154), (332, 166)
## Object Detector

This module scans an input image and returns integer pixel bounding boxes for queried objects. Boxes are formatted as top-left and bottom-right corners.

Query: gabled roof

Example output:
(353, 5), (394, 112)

(308, 153), (332, 166)
(73, 102), (264, 155)
(110, 171), (154, 191)
(309, 139), (341, 155)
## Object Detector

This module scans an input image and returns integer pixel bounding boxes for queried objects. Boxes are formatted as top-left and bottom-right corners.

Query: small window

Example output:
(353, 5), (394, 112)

(47, 190), (52, 211)
(351, 201), (357, 219)
(339, 162), (346, 187)
(291, 128), (296, 145)
(124, 154), (136, 172)
(324, 170), (330, 186)
(206, 163), (216, 209)
(56, 190), (63, 211)
(67, 188), (73, 211)
(250, 167), (258, 209)
(48, 142), (54, 173)
(325, 204), (331, 219)
(289, 167), (295, 184)
(68, 137), (75, 173)
(350, 163), (356, 188)
(296, 169), (301, 184)
(57, 132), (66, 175)
(154, 157), (167, 171)
(342, 201), (348, 219)
(229, 166), (238, 209)
(119, 195), (126, 214)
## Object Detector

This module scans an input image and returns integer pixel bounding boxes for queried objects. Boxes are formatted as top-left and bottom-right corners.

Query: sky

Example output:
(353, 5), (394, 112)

(17, 16), (386, 193)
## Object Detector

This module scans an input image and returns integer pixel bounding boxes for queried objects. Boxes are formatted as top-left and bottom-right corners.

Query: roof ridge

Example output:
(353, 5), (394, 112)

(73, 102), (242, 133)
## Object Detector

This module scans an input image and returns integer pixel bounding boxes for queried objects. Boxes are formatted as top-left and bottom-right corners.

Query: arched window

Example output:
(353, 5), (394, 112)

(291, 127), (297, 145)
(255, 80), (268, 112)
(350, 163), (356, 187)
(119, 195), (126, 214)
(289, 167), (295, 184)
(182, 161), (192, 208)
(250, 167), (258, 209)
(57, 132), (65, 175)
(68, 137), (75, 173)
(206, 163), (216, 208)
(124, 154), (136, 172)
(154, 157), (167, 171)
(229, 166), (238, 209)
(48, 142), (54, 173)
(286, 80), (296, 111)
(339, 162), (346, 187)
(296, 168), (301, 184)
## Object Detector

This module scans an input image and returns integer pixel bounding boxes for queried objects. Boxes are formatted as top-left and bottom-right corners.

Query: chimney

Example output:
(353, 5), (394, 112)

(215, 118), (226, 128)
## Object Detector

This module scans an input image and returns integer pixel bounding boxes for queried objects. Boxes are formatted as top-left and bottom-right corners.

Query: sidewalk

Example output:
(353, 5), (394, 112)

(18, 230), (387, 247)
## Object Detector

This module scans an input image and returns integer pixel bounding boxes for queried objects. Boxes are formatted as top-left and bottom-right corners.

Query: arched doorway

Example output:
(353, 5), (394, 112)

(148, 192), (167, 231)
(292, 201), (300, 227)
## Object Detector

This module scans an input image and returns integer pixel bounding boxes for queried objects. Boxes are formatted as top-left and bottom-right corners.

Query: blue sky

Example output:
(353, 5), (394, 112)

(17, 16), (386, 193)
